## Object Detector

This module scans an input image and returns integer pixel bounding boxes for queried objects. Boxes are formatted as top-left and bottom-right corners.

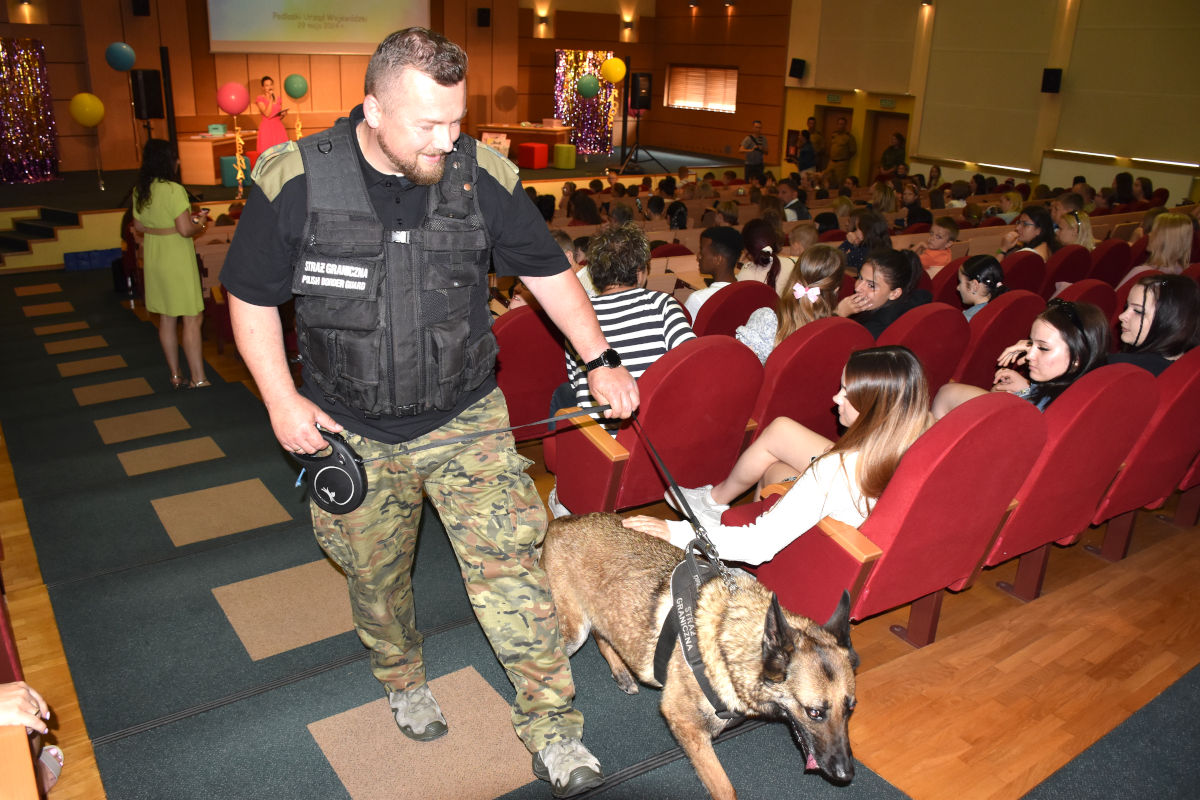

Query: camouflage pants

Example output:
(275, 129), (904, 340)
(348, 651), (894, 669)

(309, 388), (580, 752)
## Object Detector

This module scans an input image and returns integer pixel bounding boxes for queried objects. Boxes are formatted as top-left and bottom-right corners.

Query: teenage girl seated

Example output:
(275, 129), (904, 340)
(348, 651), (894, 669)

(957, 255), (1008, 321)
(932, 299), (1109, 417)
(622, 346), (933, 564)
(839, 208), (892, 272)
(836, 247), (932, 338)
(735, 244), (845, 364)
(1109, 274), (1200, 376)
(998, 205), (1059, 261)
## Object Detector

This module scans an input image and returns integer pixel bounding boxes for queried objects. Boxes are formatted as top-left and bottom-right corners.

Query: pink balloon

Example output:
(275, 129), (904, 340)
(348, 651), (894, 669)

(216, 82), (250, 115)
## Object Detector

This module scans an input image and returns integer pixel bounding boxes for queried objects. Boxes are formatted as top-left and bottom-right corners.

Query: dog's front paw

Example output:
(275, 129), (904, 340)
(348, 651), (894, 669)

(611, 672), (639, 695)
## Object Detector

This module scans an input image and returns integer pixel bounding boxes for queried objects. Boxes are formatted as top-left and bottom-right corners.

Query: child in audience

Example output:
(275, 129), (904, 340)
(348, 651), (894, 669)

(912, 216), (959, 275)
(957, 255), (1008, 321)
(736, 218), (788, 295)
(784, 221), (819, 257)
(622, 346), (933, 564)
(836, 247), (931, 338)
(933, 299), (1109, 416)
(736, 244), (845, 364)
(1056, 210), (1096, 250)
(1109, 275), (1200, 375)
(1118, 213), (1195, 286)
(686, 226), (742, 319)
(996, 191), (1023, 224)
(840, 209), (892, 272)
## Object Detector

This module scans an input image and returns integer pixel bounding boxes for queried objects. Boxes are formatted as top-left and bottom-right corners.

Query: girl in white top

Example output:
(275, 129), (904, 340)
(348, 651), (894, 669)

(623, 346), (933, 564)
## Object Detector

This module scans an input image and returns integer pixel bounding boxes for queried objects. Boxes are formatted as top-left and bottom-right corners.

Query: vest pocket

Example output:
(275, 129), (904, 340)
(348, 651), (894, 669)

(305, 327), (384, 410)
(424, 318), (469, 409)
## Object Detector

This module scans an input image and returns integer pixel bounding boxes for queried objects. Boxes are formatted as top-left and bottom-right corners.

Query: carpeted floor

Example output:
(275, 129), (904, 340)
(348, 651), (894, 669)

(2, 267), (1196, 799)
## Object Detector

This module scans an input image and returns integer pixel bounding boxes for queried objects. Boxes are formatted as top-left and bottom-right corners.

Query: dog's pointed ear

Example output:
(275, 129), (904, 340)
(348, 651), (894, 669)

(762, 593), (796, 683)
(823, 590), (859, 671)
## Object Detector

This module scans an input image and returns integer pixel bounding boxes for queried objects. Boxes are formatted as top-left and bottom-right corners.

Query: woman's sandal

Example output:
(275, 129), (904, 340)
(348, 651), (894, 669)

(170, 374), (188, 390)
(189, 380), (212, 389)
(37, 744), (63, 792)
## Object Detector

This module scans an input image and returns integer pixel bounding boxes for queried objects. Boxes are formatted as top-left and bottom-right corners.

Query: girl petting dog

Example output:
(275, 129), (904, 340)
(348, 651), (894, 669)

(623, 346), (932, 565)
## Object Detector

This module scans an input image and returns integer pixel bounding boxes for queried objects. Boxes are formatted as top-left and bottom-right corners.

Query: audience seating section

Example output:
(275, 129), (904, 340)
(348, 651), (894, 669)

(876, 303), (969, 394)
(1055, 279), (1116, 321)
(951, 289), (1044, 389)
(1088, 239), (1132, 286)
(548, 337), (762, 513)
(692, 281), (780, 337)
(1001, 251), (1046, 294)
(929, 256), (967, 306)
(1039, 245), (1091, 299)
(493, 306), (568, 442)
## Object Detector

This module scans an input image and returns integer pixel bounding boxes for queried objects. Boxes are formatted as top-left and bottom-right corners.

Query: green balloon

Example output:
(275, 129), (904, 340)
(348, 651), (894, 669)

(284, 74), (308, 100)
(576, 74), (600, 99)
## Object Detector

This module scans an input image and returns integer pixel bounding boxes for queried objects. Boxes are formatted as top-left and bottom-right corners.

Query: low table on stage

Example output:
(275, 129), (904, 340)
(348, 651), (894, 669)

(178, 133), (258, 186)
(476, 124), (573, 151)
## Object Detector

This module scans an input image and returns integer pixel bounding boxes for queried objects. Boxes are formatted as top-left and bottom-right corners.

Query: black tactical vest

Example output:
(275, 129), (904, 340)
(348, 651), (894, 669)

(290, 119), (496, 416)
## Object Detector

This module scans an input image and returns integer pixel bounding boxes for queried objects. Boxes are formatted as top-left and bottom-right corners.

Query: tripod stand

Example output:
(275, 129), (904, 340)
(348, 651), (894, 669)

(619, 110), (665, 174)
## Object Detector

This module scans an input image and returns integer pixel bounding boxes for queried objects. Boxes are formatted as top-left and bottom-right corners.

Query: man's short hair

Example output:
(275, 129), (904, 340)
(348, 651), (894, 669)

(588, 178), (604, 193)
(701, 226), (743, 267)
(779, 178), (798, 193)
(932, 217), (959, 239)
(587, 223), (650, 290)
(1058, 192), (1084, 213)
(365, 28), (467, 97)
(646, 196), (665, 216)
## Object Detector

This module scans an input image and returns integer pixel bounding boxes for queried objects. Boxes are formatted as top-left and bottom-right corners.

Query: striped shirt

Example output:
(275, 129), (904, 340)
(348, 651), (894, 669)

(566, 287), (695, 432)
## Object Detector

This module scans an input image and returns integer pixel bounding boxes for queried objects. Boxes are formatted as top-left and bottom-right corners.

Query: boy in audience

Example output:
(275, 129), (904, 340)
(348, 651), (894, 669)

(685, 226), (742, 319)
(1050, 192), (1083, 227)
(912, 216), (959, 275)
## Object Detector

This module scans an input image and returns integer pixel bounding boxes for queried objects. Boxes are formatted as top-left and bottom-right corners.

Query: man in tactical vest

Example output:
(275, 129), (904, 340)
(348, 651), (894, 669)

(222, 28), (637, 798)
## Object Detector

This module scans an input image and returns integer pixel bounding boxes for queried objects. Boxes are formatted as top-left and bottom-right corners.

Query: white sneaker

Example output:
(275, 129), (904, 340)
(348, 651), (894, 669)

(664, 484), (728, 528)
(387, 684), (448, 741)
(532, 738), (604, 797)
(547, 486), (571, 519)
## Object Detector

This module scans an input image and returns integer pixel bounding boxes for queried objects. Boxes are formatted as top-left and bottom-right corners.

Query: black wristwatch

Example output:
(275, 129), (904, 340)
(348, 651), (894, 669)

(585, 348), (622, 371)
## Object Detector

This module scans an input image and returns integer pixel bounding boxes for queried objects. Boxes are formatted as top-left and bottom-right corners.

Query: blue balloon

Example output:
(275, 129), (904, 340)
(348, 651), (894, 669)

(105, 42), (136, 72)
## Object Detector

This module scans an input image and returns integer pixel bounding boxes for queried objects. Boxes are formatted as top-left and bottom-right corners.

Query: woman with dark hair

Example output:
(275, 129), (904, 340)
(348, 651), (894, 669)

(666, 200), (689, 230)
(131, 138), (210, 388)
(933, 299), (1110, 416)
(255, 76), (288, 151)
(957, 255), (1008, 320)
(836, 247), (930, 338)
(927, 164), (942, 191)
(568, 192), (603, 225)
(880, 133), (906, 175)
(971, 173), (988, 197)
(839, 209), (892, 272)
(1133, 176), (1154, 205)
(998, 205), (1059, 260)
(622, 346), (933, 563)
(737, 217), (787, 294)
(1110, 275), (1200, 375)
(1111, 172), (1135, 206)
(736, 244), (845, 363)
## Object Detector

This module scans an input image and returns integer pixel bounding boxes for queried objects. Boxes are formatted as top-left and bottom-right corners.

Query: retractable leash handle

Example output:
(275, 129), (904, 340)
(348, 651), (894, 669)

(290, 429), (368, 514)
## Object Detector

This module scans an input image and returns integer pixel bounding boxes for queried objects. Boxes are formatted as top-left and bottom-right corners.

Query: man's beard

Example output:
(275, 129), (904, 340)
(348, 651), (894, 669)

(379, 138), (446, 186)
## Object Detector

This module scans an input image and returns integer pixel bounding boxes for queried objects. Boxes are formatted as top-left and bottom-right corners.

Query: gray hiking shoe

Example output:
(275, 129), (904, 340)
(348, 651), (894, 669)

(664, 484), (728, 528)
(532, 738), (604, 798)
(387, 684), (448, 742)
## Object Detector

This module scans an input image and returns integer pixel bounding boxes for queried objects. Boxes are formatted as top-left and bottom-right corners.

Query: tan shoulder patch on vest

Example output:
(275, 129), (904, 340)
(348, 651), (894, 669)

(251, 142), (304, 201)
(475, 141), (521, 195)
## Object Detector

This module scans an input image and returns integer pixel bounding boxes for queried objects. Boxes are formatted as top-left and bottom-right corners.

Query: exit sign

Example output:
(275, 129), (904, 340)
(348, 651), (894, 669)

(879, 97), (896, 109)
(826, 93), (842, 103)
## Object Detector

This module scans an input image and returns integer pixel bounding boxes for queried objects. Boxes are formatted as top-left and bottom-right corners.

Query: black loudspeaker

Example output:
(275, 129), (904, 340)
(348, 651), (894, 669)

(477, 8), (490, 27)
(788, 58), (807, 80)
(132, 0), (150, 16)
(1041, 68), (1062, 93)
(631, 72), (652, 110)
(131, 69), (164, 120)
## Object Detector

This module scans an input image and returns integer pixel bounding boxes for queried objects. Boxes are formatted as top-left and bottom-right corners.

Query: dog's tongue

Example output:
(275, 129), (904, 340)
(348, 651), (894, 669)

(806, 753), (818, 770)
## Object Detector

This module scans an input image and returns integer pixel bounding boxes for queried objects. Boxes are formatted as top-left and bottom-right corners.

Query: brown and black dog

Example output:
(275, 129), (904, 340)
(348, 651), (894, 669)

(542, 513), (858, 800)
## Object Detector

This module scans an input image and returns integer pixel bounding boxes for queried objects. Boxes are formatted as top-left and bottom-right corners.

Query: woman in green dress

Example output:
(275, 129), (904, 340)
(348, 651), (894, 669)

(131, 139), (211, 388)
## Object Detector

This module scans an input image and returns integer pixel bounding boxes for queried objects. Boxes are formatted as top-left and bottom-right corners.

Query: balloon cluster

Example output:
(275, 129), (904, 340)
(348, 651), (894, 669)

(575, 56), (626, 98)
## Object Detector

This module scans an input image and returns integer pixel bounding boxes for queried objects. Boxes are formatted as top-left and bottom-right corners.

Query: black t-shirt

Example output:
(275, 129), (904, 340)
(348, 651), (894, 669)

(222, 106), (569, 443)
(852, 289), (933, 339)
(1108, 351), (1173, 376)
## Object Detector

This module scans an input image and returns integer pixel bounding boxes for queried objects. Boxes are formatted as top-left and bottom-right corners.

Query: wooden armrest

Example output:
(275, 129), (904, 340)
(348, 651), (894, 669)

(816, 516), (883, 564)
(0, 725), (39, 799)
(760, 481), (792, 500)
(555, 407), (629, 463)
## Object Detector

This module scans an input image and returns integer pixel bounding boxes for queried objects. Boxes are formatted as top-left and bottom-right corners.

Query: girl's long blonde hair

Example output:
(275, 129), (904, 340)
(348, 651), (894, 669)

(775, 245), (844, 346)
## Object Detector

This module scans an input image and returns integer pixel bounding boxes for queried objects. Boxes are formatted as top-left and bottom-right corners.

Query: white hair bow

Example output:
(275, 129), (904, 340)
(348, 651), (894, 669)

(792, 282), (820, 302)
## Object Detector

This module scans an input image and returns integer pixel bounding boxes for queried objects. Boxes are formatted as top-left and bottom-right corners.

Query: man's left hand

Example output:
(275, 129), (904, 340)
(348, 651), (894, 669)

(588, 366), (639, 419)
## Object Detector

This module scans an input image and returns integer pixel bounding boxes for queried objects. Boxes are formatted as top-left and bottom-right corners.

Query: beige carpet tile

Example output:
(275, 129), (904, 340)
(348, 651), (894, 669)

(21, 301), (74, 317)
(34, 321), (88, 336)
(308, 667), (534, 800)
(43, 335), (107, 355)
(117, 436), (225, 476)
(94, 407), (190, 445)
(212, 559), (351, 660)
(73, 377), (153, 406)
(151, 478), (291, 546)
(14, 283), (61, 296)
(57, 355), (127, 378)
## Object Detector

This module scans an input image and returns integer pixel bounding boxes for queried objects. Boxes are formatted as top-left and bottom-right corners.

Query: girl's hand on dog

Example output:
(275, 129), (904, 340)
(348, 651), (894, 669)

(622, 515), (670, 541)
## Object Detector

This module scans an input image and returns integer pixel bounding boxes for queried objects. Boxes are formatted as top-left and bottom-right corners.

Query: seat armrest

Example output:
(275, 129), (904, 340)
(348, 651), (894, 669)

(549, 409), (630, 513)
(0, 725), (39, 799)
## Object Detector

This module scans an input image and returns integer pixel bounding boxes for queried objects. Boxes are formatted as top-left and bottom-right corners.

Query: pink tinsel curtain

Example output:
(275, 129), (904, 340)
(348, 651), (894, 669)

(0, 37), (58, 184)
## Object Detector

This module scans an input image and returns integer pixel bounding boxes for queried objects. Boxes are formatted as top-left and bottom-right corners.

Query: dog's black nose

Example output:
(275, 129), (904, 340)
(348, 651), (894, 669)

(831, 760), (855, 783)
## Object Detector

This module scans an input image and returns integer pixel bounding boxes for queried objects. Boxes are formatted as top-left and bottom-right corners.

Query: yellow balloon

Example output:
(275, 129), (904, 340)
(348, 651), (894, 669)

(69, 93), (105, 127)
(600, 57), (627, 85)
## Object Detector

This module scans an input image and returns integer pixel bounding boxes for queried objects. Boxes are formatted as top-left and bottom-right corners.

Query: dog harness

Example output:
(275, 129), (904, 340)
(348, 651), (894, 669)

(654, 544), (743, 723)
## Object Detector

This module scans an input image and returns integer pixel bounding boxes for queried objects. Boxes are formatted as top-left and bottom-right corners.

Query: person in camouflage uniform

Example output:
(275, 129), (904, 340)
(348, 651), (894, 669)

(221, 27), (638, 799)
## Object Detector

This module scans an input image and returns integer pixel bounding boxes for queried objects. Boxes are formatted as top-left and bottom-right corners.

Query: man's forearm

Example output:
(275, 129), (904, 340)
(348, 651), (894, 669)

(521, 270), (610, 360)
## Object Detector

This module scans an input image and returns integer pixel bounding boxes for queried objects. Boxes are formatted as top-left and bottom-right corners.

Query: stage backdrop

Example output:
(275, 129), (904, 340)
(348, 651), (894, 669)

(554, 50), (617, 156)
(206, 0), (430, 55)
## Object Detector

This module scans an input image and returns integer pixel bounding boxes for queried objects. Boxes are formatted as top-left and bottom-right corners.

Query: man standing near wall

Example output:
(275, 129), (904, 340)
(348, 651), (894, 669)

(807, 115), (826, 172)
(220, 27), (638, 799)
(740, 120), (767, 182)
(826, 116), (857, 187)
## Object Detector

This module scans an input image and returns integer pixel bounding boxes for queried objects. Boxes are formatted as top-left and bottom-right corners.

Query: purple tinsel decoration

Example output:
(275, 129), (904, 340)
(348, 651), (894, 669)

(554, 50), (616, 156)
(0, 38), (59, 184)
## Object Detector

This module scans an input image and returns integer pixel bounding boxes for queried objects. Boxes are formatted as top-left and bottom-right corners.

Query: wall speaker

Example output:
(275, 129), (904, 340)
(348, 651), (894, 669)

(788, 58), (807, 80)
(1041, 68), (1062, 94)
(131, 69), (164, 120)
(132, 0), (150, 16)
(476, 8), (490, 27)
(631, 72), (652, 110)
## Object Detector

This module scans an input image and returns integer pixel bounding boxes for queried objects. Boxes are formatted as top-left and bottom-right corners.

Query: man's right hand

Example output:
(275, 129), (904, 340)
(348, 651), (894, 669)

(267, 391), (344, 454)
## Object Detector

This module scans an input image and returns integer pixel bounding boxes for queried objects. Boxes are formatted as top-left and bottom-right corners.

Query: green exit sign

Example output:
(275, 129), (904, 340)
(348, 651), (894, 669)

(880, 97), (896, 109)
(826, 93), (842, 103)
